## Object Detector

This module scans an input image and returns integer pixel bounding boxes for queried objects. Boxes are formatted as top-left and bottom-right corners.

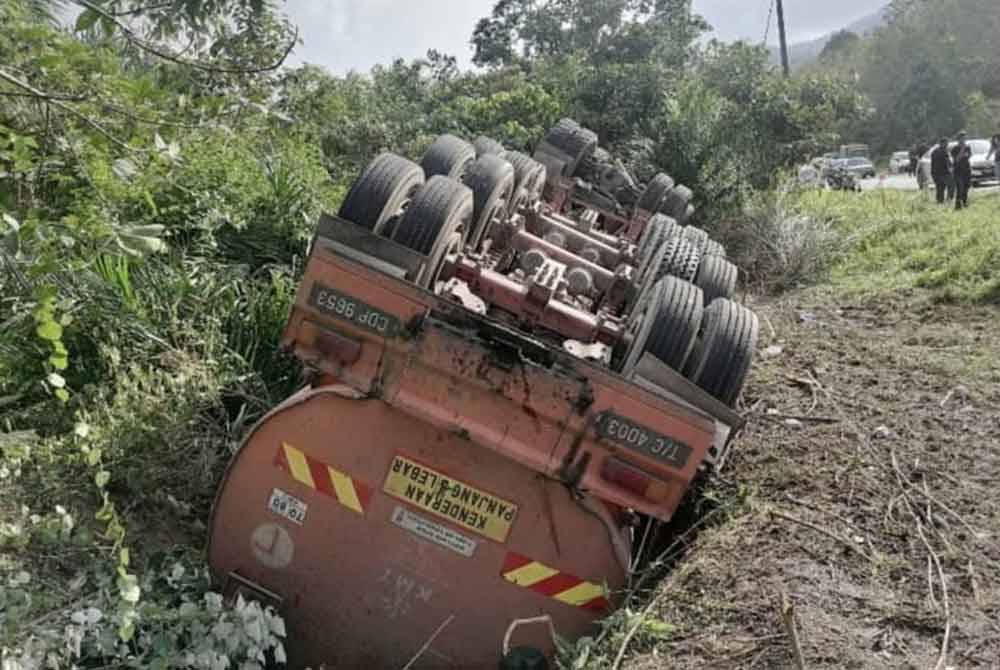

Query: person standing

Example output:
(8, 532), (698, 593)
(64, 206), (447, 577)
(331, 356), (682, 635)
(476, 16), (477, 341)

(930, 138), (952, 204)
(951, 131), (973, 210)
(989, 133), (1000, 184)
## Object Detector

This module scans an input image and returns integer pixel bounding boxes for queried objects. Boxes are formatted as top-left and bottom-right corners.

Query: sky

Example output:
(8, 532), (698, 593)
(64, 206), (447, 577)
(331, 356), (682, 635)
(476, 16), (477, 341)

(282, 0), (882, 74)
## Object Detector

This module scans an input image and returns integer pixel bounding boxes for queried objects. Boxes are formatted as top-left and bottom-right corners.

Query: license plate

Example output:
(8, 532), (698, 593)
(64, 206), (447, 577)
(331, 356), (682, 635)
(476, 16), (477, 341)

(267, 488), (308, 525)
(308, 282), (401, 338)
(594, 412), (693, 469)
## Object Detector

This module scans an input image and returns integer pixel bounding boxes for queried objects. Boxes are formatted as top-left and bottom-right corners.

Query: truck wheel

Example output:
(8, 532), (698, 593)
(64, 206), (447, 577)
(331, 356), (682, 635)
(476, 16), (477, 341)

(501, 151), (547, 210)
(680, 225), (710, 252)
(421, 134), (476, 180)
(705, 239), (726, 258)
(636, 173), (675, 214)
(338, 153), (425, 234)
(542, 119), (598, 177)
(392, 176), (474, 287)
(622, 276), (704, 374)
(473, 136), (505, 157)
(694, 253), (738, 303)
(661, 184), (692, 219)
(629, 236), (670, 316)
(658, 237), (702, 283)
(463, 155), (516, 250)
(636, 214), (676, 274)
(687, 299), (759, 406)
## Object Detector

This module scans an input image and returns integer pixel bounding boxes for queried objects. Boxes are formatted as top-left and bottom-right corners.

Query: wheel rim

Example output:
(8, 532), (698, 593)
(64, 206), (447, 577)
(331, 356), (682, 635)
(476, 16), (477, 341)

(472, 181), (514, 251)
(383, 179), (423, 235)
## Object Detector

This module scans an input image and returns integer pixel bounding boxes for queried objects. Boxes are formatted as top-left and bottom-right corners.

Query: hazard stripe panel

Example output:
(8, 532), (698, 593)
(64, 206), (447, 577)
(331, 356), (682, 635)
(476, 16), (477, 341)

(275, 442), (371, 515)
(501, 553), (609, 611)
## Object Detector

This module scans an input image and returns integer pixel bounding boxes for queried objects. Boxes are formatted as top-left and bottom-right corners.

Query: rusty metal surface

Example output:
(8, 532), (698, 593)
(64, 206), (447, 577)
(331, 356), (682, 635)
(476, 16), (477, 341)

(210, 211), (739, 668)
(209, 388), (628, 669)
(279, 244), (718, 522)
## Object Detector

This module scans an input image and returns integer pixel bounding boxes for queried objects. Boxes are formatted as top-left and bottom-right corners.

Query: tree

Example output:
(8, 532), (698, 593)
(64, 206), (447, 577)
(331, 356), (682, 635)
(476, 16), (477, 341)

(819, 30), (860, 63)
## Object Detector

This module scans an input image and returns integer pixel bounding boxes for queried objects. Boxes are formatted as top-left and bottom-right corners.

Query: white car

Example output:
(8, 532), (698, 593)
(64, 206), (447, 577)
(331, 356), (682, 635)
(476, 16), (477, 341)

(834, 157), (876, 179)
(919, 139), (995, 187)
(889, 151), (910, 174)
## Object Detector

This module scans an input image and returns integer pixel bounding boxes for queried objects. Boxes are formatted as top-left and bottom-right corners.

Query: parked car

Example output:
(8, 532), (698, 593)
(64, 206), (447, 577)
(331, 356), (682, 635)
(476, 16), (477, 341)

(819, 157), (841, 179)
(918, 139), (995, 187)
(839, 143), (871, 159)
(838, 157), (876, 179)
(889, 151), (911, 174)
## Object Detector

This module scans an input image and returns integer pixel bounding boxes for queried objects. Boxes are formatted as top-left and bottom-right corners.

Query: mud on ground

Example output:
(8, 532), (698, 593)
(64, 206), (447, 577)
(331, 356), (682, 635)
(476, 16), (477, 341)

(625, 289), (1000, 670)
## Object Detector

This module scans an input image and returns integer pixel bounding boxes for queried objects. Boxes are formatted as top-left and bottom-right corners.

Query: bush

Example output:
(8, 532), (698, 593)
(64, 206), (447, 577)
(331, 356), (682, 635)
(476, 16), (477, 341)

(715, 181), (847, 293)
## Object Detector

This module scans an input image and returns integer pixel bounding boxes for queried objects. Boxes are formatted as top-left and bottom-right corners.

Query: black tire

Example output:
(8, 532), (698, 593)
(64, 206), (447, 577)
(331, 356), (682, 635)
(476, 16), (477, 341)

(622, 276), (704, 374)
(636, 173), (675, 214)
(694, 253), (738, 303)
(636, 214), (676, 274)
(463, 155), (516, 250)
(658, 237), (702, 283)
(681, 226), (710, 252)
(421, 134), (476, 180)
(705, 239), (726, 258)
(542, 118), (598, 177)
(392, 176), (474, 288)
(630, 235), (670, 316)
(473, 136), (505, 157)
(688, 299), (759, 406)
(501, 151), (547, 208)
(338, 153), (424, 234)
(661, 184), (693, 219)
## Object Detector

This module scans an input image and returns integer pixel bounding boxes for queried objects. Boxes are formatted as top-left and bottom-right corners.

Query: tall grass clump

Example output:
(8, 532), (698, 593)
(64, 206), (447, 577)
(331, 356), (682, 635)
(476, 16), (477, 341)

(713, 181), (848, 293)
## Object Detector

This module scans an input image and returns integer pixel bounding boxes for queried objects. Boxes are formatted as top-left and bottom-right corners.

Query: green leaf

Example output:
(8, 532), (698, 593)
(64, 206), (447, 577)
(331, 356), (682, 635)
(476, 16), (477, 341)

(49, 355), (69, 371)
(75, 9), (100, 32)
(126, 224), (165, 236)
(95, 470), (111, 488)
(55, 389), (70, 403)
(118, 621), (136, 642)
(122, 235), (167, 254)
(118, 573), (140, 603)
(36, 321), (62, 341)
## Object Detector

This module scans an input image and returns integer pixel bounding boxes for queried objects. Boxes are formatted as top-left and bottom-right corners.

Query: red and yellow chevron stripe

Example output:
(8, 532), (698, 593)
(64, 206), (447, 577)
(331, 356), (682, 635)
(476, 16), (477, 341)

(275, 442), (371, 516)
(501, 553), (609, 612)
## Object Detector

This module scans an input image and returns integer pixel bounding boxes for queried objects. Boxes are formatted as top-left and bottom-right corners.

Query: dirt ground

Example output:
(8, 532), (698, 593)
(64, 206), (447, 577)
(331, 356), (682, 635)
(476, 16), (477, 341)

(625, 289), (1000, 670)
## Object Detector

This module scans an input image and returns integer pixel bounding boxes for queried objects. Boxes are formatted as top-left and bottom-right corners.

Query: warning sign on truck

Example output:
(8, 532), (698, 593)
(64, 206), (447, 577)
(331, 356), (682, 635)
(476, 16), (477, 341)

(382, 454), (518, 543)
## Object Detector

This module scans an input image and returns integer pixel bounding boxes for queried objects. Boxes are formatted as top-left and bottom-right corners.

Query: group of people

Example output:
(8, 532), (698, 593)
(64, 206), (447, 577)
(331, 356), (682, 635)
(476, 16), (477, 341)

(928, 132), (1000, 210)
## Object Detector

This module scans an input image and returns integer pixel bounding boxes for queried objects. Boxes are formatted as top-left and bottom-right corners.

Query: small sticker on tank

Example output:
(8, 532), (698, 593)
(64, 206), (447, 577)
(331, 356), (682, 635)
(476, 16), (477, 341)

(267, 487), (308, 525)
(390, 506), (478, 557)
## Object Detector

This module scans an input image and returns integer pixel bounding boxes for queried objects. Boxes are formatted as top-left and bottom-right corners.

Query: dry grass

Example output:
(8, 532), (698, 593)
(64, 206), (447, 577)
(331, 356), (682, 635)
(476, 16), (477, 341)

(615, 290), (1000, 669)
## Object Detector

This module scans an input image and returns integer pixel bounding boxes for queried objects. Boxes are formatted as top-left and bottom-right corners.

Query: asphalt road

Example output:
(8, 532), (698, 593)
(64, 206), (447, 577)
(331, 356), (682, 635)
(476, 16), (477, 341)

(860, 173), (1000, 193)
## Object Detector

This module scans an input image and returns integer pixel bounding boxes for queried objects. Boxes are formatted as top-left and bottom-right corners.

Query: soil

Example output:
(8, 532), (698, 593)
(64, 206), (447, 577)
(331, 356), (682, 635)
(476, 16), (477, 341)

(624, 288), (1000, 670)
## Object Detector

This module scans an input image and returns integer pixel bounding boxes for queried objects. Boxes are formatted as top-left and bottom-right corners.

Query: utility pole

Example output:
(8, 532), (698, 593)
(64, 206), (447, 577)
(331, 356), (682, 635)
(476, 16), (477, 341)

(776, 0), (790, 77)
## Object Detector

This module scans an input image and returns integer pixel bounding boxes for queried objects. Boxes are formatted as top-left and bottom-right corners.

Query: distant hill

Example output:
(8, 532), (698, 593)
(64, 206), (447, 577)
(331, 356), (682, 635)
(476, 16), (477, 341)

(769, 6), (889, 68)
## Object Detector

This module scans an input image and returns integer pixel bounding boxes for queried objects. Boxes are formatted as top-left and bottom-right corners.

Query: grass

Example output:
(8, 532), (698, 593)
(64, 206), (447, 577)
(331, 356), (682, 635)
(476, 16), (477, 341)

(795, 188), (1000, 303)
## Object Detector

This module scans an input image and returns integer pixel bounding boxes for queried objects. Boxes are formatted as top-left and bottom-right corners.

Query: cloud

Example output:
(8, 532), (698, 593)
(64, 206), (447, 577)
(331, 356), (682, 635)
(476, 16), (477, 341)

(693, 0), (883, 45)
(283, 0), (496, 73)
(281, 0), (884, 73)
